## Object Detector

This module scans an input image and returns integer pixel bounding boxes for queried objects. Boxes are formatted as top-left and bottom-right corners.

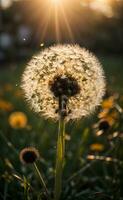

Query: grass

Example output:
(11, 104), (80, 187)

(0, 54), (123, 200)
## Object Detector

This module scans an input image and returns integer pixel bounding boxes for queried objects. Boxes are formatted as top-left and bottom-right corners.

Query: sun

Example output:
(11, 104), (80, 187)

(50, 0), (61, 5)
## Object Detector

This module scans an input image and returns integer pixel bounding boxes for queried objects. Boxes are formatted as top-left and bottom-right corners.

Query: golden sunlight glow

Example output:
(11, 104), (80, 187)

(42, 0), (74, 43)
(30, 0), (116, 44)
(51, 0), (61, 5)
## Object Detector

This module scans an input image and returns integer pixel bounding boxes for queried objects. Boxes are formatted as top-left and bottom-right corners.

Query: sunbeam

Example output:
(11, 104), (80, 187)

(60, 4), (75, 42)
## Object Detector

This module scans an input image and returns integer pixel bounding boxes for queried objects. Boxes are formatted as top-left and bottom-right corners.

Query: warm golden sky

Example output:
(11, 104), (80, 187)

(1, 0), (115, 8)
(0, 0), (117, 18)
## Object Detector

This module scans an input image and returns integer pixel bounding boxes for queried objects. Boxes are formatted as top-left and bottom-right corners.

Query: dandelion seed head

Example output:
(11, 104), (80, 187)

(22, 44), (106, 121)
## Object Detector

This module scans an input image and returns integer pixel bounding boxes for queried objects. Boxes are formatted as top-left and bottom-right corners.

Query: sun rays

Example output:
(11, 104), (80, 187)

(37, 0), (75, 43)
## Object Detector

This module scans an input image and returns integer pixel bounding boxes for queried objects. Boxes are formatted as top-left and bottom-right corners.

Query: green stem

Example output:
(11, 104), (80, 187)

(33, 163), (50, 199)
(54, 117), (65, 200)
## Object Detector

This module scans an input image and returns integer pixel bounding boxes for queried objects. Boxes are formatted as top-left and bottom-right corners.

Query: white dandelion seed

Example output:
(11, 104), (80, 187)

(21, 44), (106, 121)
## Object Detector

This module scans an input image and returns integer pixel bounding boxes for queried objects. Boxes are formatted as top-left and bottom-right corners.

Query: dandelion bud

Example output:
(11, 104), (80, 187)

(20, 147), (39, 164)
(98, 120), (110, 131)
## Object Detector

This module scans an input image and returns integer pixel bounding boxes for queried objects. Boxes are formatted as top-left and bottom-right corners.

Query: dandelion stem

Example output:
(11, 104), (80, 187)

(54, 117), (65, 200)
(33, 162), (50, 199)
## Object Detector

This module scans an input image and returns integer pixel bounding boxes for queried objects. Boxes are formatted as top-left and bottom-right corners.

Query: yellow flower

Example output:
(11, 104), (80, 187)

(90, 143), (104, 152)
(103, 116), (115, 125)
(99, 111), (117, 126)
(101, 97), (114, 109)
(0, 99), (14, 111)
(98, 109), (118, 120)
(98, 109), (109, 119)
(9, 112), (28, 129)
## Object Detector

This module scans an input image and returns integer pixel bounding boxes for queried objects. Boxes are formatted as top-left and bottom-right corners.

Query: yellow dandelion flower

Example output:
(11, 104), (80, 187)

(103, 116), (115, 125)
(98, 109), (109, 119)
(90, 143), (104, 152)
(8, 112), (28, 129)
(98, 109), (118, 124)
(0, 99), (14, 111)
(102, 97), (114, 109)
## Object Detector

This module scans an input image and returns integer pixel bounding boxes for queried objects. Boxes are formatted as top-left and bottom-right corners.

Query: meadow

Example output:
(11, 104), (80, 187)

(0, 54), (123, 200)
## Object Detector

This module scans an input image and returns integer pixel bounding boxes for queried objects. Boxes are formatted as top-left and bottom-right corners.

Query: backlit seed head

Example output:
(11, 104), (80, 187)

(20, 147), (39, 164)
(21, 44), (106, 121)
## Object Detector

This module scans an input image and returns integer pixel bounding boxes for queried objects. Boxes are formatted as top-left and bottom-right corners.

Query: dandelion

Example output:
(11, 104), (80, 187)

(98, 108), (117, 130)
(104, 116), (115, 125)
(9, 112), (28, 129)
(98, 109), (109, 119)
(101, 96), (114, 110)
(20, 147), (39, 164)
(90, 143), (104, 152)
(98, 109), (118, 120)
(98, 120), (110, 131)
(20, 147), (50, 199)
(21, 44), (106, 200)
(21, 44), (105, 121)
(94, 118), (113, 135)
